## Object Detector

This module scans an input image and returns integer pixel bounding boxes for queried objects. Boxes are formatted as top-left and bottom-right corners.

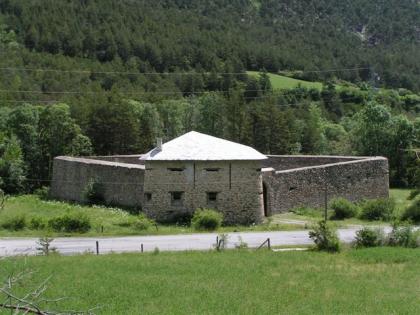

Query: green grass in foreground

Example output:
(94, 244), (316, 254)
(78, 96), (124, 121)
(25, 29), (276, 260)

(1, 248), (419, 314)
(247, 71), (323, 90)
(0, 195), (300, 237)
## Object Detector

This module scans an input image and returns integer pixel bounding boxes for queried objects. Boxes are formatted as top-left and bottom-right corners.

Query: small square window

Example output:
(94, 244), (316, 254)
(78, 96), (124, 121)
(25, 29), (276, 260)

(144, 193), (152, 202)
(168, 168), (184, 172)
(205, 168), (220, 172)
(207, 192), (218, 203)
(171, 191), (184, 206)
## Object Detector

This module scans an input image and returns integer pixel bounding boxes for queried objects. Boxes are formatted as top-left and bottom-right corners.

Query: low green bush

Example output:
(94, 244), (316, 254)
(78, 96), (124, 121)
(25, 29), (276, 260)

(133, 214), (155, 231)
(407, 189), (419, 200)
(359, 198), (395, 221)
(0, 215), (26, 231)
(34, 186), (50, 200)
(354, 227), (384, 248)
(387, 223), (419, 248)
(192, 208), (223, 231)
(401, 198), (420, 224)
(308, 221), (340, 252)
(29, 216), (46, 230)
(48, 213), (91, 233)
(329, 198), (359, 220)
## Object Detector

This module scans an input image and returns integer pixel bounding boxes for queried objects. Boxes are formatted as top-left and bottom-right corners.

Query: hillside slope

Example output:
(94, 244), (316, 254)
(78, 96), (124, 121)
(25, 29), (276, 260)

(0, 0), (419, 91)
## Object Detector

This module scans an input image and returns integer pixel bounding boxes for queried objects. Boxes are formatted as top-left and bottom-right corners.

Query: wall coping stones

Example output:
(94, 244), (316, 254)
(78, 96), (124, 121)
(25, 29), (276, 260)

(54, 156), (146, 170)
(274, 156), (387, 174)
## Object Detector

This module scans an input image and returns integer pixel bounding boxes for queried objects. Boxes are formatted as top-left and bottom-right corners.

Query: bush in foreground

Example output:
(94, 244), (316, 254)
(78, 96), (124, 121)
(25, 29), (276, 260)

(329, 198), (359, 220)
(48, 213), (91, 233)
(359, 198), (395, 221)
(133, 214), (155, 231)
(29, 216), (46, 230)
(354, 227), (384, 248)
(0, 215), (26, 231)
(387, 223), (419, 248)
(192, 209), (223, 231)
(401, 198), (420, 224)
(309, 221), (340, 252)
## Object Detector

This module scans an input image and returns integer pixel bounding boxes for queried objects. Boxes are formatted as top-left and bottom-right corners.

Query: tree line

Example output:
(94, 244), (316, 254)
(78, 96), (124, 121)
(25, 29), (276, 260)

(0, 80), (419, 194)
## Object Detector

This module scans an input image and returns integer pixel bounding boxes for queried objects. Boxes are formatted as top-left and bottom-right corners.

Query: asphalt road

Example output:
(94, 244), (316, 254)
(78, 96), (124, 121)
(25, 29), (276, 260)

(0, 227), (381, 256)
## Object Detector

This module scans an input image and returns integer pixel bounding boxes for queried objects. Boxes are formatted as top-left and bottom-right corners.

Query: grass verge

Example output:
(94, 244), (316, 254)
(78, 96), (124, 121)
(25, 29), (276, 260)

(1, 247), (419, 314)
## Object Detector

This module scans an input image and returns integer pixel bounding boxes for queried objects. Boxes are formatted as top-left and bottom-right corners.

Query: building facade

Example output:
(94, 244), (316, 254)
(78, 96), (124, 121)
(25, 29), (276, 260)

(50, 131), (389, 224)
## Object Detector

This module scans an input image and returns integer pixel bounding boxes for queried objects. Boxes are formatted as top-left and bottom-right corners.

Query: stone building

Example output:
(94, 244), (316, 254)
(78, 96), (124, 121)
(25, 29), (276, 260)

(51, 131), (389, 224)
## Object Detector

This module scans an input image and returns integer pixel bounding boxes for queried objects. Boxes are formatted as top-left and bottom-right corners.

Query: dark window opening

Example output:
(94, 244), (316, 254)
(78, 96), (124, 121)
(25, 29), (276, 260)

(144, 193), (152, 202)
(205, 168), (220, 172)
(171, 191), (184, 206)
(289, 186), (297, 192)
(207, 192), (218, 203)
(168, 168), (184, 172)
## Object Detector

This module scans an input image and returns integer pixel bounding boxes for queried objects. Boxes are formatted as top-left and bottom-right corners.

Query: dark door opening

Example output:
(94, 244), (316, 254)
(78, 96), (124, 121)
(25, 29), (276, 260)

(263, 182), (268, 217)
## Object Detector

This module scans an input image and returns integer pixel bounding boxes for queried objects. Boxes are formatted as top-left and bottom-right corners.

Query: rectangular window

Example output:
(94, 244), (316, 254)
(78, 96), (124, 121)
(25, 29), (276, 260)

(205, 168), (220, 172)
(168, 168), (184, 172)
(144, 193), (152, 202)
(170, 191), (184, 206)
(207, 192), (218, 203)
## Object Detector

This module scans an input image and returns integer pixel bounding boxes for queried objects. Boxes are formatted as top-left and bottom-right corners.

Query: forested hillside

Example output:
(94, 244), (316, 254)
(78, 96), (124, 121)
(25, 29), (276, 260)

(0, 0), (418, 194)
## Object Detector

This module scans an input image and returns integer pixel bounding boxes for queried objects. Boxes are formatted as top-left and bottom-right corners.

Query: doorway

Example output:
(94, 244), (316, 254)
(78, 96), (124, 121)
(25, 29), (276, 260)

(263, 182), (268, 217)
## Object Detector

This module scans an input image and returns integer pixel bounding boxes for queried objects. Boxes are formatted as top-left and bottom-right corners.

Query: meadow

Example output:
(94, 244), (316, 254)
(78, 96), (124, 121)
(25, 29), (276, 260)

(0, 195), (300, 237)
(1, 248), (419, 314)
(0, 189), (415, 237)
(247, 71), (324, 90)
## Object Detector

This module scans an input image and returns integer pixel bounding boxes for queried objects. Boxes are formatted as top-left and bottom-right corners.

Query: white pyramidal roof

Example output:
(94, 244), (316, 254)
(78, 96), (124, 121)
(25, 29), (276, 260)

(141, 131), (267, 161)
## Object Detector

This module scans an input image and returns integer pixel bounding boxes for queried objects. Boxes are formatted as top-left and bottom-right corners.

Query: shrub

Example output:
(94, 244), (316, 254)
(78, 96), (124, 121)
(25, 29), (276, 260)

(387, 223), (419, 248)
(0, 215), (26, 231)
(29, 216), (46, 230)
(83, 178), (105, 205)
(34, 186), (50, 200)
(133, 214), (155, 231)
(192, 208), (223, 231)
(48, 213), (91, 233)
(408, 189), (419, 200)
(329, 198), (359, 220)
(308, 221), (340, 252)
(401, 198), (420, 224)
(354, 227), (384, 248)
(359, 198), (395, 221)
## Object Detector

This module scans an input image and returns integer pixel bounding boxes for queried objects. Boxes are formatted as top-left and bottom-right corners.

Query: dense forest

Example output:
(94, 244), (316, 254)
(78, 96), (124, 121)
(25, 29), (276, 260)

(0, 0), (419, 194)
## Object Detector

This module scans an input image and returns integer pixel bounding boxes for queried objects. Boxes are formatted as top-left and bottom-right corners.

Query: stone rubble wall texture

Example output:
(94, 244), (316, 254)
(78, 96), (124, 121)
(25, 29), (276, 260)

(262, 155), (363, 171)
(143, 160), (263, 225)
(50, 156), (144, 208)
(50, 154), (389, 224)
(262, 156), (389, 215)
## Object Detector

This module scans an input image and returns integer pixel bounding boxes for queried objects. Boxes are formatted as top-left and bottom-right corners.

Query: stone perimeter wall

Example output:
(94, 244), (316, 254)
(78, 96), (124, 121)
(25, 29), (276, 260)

(50, 156), (145, 208)
(262, 156), (389, 215)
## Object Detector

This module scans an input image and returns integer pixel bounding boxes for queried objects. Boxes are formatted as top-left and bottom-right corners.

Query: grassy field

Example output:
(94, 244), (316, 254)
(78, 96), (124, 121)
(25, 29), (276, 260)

(0, 189), (414, 237)
(272, 189), (414, 228)
(1, 248), (419, 314)
(247, 71), (324, 90)
(0, 195), (300, 237)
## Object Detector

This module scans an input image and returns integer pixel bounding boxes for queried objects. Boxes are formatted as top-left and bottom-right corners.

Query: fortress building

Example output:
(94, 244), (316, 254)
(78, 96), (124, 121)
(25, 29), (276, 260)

(51, 131), (389, 224)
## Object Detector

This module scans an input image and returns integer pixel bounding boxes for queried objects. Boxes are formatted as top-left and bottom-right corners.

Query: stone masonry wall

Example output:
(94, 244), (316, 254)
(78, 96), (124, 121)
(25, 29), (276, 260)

(262, 155), (364, 171)
(143, 160), (264, 224)
(50, 156), (145, 208)
(262, 157), (389, 214)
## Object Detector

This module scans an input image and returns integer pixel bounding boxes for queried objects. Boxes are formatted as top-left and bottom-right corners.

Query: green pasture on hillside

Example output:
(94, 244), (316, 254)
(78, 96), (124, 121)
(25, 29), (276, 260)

(1, 248), (419, 314)
(247, 71), (324, 90)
